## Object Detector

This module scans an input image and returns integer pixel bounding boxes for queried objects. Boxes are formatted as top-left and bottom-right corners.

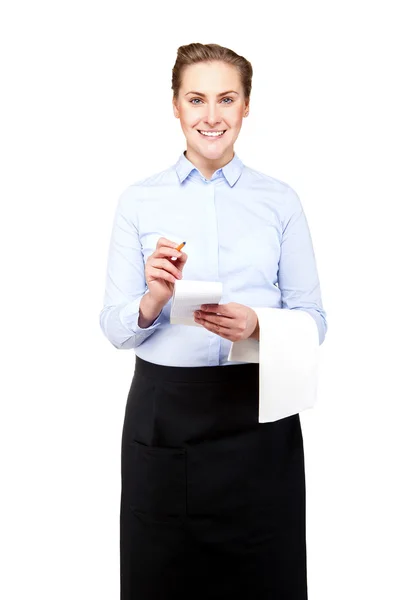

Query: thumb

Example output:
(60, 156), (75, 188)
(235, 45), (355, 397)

(176, 251), (188, 268)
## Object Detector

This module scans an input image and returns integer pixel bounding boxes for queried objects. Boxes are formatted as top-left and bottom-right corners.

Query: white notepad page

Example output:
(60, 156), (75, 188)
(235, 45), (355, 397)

(170, 280), (223, 327)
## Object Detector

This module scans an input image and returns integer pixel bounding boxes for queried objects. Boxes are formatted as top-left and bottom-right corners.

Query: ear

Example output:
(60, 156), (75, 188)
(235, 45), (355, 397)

(172, 99), (180, 119)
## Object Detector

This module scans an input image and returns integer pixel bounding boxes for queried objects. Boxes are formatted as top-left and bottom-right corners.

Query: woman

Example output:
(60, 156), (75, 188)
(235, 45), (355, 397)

(100, 42), (327, 600)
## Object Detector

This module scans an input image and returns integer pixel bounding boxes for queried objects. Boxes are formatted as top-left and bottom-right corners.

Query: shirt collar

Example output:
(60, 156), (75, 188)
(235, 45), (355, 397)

(175, 150), (244, 187)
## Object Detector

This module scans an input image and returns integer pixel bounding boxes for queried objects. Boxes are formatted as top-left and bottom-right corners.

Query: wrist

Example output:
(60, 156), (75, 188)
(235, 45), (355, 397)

(145, 292), (165, 313)
(138, 292), (164, 328)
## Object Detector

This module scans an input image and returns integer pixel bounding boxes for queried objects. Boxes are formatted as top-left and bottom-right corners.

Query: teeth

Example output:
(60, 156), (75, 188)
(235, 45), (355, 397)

(199, 130), (225, 137)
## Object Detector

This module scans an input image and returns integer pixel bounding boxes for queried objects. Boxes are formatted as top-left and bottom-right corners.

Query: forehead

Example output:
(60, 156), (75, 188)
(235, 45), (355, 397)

(181, 61), (242, 93)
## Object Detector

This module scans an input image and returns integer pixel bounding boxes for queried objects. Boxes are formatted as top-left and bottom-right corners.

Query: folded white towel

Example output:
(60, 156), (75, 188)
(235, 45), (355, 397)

(228, 307), (319, 423)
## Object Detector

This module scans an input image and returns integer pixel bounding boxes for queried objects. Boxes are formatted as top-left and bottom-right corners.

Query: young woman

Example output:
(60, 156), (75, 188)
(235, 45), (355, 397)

(100, 42), (327, 600)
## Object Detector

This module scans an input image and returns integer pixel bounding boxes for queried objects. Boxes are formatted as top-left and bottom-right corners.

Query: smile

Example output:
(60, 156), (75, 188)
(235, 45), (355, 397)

(197, 130), (227, 138)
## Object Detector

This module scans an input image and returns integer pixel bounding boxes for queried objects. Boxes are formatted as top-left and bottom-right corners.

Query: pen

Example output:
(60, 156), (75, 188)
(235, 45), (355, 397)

(171, 241), (186, 261)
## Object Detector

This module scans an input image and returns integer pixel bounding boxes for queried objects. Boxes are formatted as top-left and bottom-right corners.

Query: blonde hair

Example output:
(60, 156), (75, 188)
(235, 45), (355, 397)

(172, 43), (253, 100)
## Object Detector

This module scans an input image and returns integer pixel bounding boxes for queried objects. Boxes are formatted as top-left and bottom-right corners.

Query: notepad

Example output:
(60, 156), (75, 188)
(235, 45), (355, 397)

(170, 280), (223, 327)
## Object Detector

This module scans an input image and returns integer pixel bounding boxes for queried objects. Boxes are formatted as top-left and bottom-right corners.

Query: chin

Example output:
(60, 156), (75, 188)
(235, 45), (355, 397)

(204, 144), (232, 154)
(197, 148), (226, 160)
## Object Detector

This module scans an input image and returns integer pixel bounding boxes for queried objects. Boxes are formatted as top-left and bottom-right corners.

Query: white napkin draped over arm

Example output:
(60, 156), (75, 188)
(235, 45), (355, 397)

(227, 307), (320, 423)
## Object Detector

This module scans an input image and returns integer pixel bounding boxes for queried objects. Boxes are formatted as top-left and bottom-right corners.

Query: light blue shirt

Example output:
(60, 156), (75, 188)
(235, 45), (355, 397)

(99, 151), (328, 366)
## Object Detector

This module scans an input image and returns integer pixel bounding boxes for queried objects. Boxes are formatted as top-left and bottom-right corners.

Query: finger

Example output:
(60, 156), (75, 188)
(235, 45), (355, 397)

(171, 250), (188, 265)
(156, 237), (181, 249)
(194, 315), (231, 336)
(155, 246), (182, 260)
(200, 303), (224, 313)
(195, 313), (226, 328)
(150, 257), (182, 280)
(199, 308), (235, 327)
(147, 266), (178, 285)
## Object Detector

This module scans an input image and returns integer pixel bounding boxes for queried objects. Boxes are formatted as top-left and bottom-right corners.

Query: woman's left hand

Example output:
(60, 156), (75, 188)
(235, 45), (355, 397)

(194, 302), (258, 342)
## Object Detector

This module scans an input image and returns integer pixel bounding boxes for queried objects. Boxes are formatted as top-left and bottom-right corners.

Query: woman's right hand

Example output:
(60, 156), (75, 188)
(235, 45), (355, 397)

(145, 237), (188, 306)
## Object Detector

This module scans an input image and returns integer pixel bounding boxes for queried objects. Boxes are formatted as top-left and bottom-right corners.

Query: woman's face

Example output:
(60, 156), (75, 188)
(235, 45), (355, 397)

(173, 61), (249, 167)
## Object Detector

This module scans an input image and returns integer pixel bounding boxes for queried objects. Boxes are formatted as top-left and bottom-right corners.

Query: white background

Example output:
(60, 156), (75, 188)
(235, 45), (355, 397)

(1, 1), (398, 598)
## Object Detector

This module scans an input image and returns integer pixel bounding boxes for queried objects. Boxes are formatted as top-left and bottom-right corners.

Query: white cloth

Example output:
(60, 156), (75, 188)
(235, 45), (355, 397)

(228, 307), (320, 422)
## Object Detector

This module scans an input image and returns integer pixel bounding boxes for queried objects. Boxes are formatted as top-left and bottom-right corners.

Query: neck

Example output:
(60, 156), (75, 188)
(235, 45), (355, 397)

(185, 148), (234, 180)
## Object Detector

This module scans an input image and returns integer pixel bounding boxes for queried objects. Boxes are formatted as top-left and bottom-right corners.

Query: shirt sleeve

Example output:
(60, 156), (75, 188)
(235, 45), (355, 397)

(278, 189), (328, 345)
(99, 186), (168, 349)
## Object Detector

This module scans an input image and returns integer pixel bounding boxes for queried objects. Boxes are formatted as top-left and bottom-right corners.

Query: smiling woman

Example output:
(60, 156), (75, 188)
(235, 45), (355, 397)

(100, 41), (328, 600)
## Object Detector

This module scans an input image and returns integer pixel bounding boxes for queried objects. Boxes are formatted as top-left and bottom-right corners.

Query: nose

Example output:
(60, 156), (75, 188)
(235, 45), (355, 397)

(205, 103), (222, 126)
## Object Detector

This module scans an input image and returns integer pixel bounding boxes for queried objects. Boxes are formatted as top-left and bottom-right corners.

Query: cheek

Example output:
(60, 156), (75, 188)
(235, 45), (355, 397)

(183, 120), (200, 135)
(225, 113), (243, 130)
(233, 113), (244, 126)
(179, 109), (198, 128)
(180, 116), (191, 129)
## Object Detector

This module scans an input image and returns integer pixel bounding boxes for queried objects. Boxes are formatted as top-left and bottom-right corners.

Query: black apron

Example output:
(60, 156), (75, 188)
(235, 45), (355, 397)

(120, 355), (307, 599)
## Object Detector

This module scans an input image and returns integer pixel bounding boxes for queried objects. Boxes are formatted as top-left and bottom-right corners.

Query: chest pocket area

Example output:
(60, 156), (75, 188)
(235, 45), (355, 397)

(233, 225), (281, 282)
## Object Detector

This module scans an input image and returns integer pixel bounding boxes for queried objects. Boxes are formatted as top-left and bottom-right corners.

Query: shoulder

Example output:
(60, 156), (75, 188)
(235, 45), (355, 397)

(243, 163), (302, 214)
(244, 163), (297, 194)
(129, 164), (176, 188)
(116, 165), (176, 210)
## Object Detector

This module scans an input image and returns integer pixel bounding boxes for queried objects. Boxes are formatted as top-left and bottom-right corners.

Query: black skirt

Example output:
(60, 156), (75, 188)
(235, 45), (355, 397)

(120, 355), (307, 600)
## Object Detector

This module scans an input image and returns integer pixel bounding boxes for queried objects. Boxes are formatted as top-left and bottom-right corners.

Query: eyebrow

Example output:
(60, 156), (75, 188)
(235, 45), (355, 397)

(185, 90), (239, 97)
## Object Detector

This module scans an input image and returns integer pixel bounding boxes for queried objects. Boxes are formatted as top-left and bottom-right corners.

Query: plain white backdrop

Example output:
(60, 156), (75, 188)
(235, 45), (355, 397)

(1, 1), (398, 598)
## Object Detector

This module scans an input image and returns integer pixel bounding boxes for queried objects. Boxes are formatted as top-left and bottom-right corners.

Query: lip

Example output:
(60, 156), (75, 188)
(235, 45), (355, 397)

(197, 129), (227, 140)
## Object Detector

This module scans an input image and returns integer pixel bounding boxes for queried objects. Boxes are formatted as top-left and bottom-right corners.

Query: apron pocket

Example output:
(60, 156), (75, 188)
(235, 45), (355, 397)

(127, 440), (187, 521)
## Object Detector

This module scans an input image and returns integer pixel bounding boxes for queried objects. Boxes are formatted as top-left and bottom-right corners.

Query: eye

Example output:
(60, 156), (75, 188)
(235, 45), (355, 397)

(189, 97), (234, 105)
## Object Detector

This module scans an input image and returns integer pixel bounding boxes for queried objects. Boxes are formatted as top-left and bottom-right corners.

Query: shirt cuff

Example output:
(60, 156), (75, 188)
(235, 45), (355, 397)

(119, 296), (166, 335)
